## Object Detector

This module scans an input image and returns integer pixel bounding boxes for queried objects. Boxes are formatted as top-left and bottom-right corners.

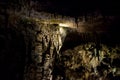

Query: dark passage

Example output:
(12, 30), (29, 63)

(0, 27), (26, 80)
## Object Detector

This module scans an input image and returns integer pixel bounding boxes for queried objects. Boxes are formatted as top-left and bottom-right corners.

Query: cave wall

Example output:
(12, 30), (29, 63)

(0, 12), (66, 80)
(0, 6), (120, 80)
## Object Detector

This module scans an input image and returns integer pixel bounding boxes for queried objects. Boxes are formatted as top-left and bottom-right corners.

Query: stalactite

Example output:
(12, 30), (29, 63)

(21, 18), (66, 80)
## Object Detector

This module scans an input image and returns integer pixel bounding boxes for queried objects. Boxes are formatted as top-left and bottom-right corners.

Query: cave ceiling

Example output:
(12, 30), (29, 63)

(1, 0), (120, 16)
(0, 0), (120, 32)
(33, 0), (120, 16)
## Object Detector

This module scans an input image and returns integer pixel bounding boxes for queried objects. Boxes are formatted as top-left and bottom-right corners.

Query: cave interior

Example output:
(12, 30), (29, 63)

(0, 0), (120, 80)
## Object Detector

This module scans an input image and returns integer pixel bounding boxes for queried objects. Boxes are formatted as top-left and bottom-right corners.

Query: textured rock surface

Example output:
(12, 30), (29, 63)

(60, 43), (120, 80)
(1, 8), (120, 80)
(15, 18), (65, 80)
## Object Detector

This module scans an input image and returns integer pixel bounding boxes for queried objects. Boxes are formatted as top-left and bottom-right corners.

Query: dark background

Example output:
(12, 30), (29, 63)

(37, 0), (120, 16)
(0, 0), (120, 16)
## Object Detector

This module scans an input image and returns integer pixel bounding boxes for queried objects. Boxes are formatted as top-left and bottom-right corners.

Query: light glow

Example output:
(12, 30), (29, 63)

(59, 23), (69, 27)
(59, 27), (65, 34)
(59, 23), (76, 28)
